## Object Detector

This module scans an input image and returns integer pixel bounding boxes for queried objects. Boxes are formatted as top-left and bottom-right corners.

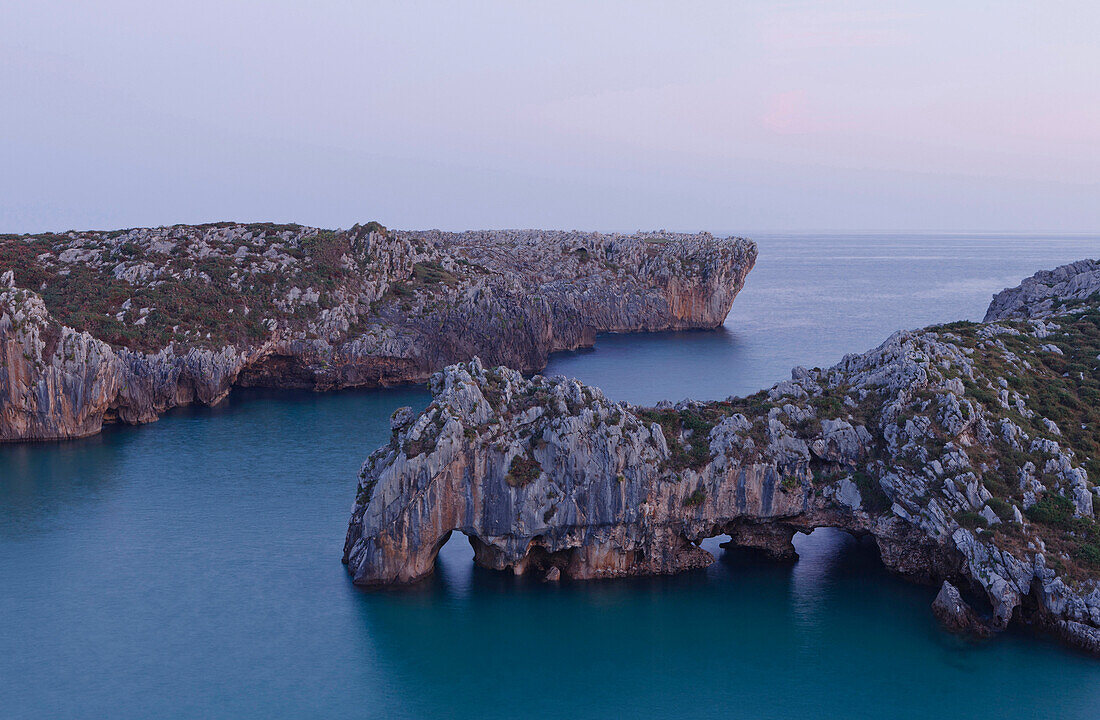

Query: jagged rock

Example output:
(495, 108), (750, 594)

(344, 258), (1100, 655)
(931, 581), (994, 637)
(390, 406), (415, 431)
(1057, 621), (1100, 654)
(980, 505), (1001, 525)
(1, 224), (755, 441)
(0, 284), (122, 440)
(985, 259), (1100, 321)
(835, 477), (863, 510)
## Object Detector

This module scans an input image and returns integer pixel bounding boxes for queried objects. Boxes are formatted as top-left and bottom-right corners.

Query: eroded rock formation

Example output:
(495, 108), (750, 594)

(931, 581), (994, 637)
(985, 258), (1100, 321)
(344, 259), (1100, 654)
(0, 225), (755, 440)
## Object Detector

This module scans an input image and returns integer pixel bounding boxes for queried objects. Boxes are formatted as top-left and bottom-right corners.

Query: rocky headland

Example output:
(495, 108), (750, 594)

(344, 259), (1100, 655)
(0, 223), (755, 441)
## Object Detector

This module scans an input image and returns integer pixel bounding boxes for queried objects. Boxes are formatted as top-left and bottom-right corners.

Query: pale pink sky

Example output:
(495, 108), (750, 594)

(2, 1), (1098, 233)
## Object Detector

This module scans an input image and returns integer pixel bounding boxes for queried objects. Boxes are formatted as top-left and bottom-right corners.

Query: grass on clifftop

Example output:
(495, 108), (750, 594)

(952, 310), (1100, 576)
(0, 224), (387, 352)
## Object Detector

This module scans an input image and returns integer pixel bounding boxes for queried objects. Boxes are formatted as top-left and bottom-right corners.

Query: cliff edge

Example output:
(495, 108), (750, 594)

(0, 224), (755, 441)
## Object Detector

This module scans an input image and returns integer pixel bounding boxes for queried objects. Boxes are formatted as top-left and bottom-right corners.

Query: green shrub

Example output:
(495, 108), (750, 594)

(389, 281), (414, 298)
(683, 489), (706, 507)
(1026, 493), (1075, 528)
(955, 510), (989, 530)
(411, 261), (457, 285)
(852, 471), (891, 513)
(1078, 543), (1100, 568)
(985, 497), (1014, 522)
(506, 453), (542, 487)
(636, 408), (719, 471)
(962, 379), (997, 407)
(809, 395), (843, 418)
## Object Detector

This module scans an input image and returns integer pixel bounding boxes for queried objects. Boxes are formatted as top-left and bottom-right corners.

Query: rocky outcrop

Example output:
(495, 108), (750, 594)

(985, 258), (1100, 321)
(0, 271), (121, 440)
(0, 225), (755, 441)
(344, 262), (1100, 654)
(931, 581), (993, 637)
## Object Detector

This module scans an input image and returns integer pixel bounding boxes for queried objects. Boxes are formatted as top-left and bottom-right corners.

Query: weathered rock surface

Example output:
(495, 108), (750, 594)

(931, 581), (993, 637)
(0, 272), (121, 439)
(0, 225), (755, 441)
(345, 259), (1100, 654)
(985, 259), (1100, 321)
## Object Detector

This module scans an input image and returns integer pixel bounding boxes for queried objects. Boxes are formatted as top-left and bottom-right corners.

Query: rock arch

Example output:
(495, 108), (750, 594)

(343, 356), (1100, 654)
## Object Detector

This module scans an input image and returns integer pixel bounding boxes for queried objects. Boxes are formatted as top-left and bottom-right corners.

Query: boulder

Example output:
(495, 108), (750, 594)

(931, 581), (993, 637)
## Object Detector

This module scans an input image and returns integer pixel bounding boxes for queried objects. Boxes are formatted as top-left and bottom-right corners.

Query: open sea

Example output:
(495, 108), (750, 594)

(3, 234), (1100, 719)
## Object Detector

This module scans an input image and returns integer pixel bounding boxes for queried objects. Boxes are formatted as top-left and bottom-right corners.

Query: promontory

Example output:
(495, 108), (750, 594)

(0, 223), (756, 441)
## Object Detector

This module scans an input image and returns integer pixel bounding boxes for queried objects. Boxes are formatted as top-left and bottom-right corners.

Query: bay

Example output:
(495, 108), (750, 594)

(3, 234), (1099, 719)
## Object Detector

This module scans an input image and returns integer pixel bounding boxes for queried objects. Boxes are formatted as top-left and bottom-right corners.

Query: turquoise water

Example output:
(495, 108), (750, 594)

(548, 233), (1100, 403)
(2, 234), (1100, 719)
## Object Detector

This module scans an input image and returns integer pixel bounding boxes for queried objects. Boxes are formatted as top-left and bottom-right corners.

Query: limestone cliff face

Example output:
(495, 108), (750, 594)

(344, 359), (890, 585)
(345, 261), (1100, 654)
(342, 359), (958, 590)
(0, 272), (121, 440)
(0, 226), (755, 441)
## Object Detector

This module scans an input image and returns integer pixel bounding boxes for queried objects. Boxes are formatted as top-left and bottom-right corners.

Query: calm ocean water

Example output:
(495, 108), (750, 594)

(2, 234), (1100, 719)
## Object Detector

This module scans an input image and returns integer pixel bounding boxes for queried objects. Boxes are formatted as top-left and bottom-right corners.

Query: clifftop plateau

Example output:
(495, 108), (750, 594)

(0, 223), (755, 441)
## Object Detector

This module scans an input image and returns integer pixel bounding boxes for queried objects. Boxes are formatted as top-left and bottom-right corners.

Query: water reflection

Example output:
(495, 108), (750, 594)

(788, 528), (884, 642)
(547, 234), (1100, 404)
(352, 525), (1100, 720)
(0, 433), (126, 536)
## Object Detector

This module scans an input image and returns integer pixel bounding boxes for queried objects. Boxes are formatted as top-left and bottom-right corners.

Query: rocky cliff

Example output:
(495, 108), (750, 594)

(985, 259), (1100, 322)
(0, 224), (755, 441)
(344, 259), (1100, 654)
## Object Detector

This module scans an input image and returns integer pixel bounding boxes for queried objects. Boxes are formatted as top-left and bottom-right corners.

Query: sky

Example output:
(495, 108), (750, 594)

(2, 1), (1099, 234)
